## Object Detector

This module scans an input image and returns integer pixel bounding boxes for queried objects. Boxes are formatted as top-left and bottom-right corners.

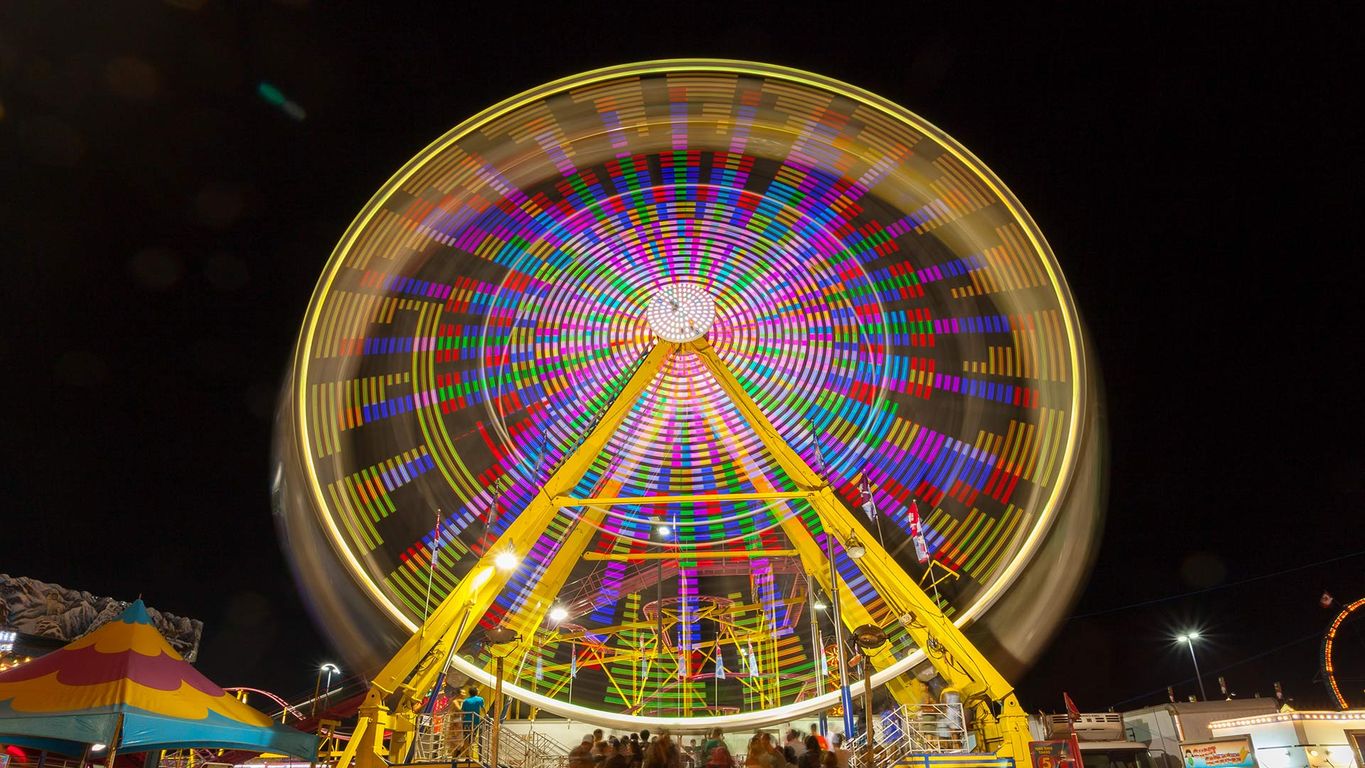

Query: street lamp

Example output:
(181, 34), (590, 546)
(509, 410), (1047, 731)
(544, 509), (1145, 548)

(312, 663), (340, 716)
(1176, 633), (1208, 701)
(822, 525), (855, 739)
(853, 624), (888, 768)
(312, 662), (341, 720)
(653, 521), (668, 716)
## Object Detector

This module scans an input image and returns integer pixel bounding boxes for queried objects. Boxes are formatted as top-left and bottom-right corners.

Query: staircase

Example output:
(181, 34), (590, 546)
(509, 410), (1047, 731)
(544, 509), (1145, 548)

(844, 701), (973, 768)
(413, 711), (565, 768)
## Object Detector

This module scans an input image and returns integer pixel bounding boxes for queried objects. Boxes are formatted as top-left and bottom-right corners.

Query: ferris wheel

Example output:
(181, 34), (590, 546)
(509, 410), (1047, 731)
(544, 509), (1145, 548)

(273, 60), (1105, 733)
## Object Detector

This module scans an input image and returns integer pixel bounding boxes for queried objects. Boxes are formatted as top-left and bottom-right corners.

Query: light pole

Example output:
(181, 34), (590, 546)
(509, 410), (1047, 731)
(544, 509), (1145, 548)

(824, 524), (855, 739)
(852, 623), (888, 768)
(1177, 633), (1208, 701)
(655, 521), (669, 717)
(312, 663), (340, 717)
(485, 627), (520, 768)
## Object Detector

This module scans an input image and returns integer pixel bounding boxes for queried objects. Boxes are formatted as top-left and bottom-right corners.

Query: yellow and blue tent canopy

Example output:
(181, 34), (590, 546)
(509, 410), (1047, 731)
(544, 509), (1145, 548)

(0, 600), (316, 759)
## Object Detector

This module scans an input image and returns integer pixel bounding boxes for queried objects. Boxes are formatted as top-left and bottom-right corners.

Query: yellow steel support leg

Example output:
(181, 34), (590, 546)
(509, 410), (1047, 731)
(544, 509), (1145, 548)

(688, 337), (1032, 765)
(344, 342), (677, 768)
(346, 333), (1033, 768)
(687, 339), (912, 703)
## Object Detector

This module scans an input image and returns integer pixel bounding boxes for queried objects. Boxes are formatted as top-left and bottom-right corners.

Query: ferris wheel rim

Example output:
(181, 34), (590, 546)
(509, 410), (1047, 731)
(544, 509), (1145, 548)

(282, 59), (1098, 723)
(292, 57), (1089, 637)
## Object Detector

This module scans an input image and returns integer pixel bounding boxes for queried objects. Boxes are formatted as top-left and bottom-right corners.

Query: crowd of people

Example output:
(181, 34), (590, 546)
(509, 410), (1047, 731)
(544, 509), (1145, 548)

(564, 725), (851, 768)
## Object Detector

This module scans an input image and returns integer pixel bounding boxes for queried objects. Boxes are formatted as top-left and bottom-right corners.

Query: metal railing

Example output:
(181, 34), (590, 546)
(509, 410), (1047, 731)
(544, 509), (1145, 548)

(414, 711), (566, 768)
(845, 701), (968, 768)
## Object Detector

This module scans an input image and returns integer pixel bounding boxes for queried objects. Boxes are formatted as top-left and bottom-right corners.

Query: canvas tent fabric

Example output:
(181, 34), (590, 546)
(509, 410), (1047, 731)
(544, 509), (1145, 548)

(0, 600), (315, 759)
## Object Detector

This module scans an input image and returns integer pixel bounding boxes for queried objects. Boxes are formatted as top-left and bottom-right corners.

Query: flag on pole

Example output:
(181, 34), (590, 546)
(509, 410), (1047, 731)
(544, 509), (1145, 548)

(535, 654), (544, 681)
(431, 515), (442, 567)
(679, 652), (688, 680)
(909, 500), (931, 564)
(715, 648), (726, 680)
(818, 647), (829, 677)
(1063, 691), (1081, 723)
(746, 643), (760, 677)
(1063, 692), (1084, 768)
(858, 473), (877, 520)
(570, 652), (578, 679)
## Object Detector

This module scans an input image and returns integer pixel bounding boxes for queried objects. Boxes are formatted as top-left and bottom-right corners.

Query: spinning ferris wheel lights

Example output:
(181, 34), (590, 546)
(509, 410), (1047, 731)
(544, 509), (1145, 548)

(273, 60), (1106, 741)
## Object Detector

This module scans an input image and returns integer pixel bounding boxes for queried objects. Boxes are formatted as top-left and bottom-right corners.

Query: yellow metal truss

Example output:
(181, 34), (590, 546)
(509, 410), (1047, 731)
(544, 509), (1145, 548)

(339, 337), (1034, 768)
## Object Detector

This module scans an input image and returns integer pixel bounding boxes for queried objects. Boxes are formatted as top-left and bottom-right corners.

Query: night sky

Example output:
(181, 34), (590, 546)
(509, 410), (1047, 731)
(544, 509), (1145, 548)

(3, 2), (1362, 714)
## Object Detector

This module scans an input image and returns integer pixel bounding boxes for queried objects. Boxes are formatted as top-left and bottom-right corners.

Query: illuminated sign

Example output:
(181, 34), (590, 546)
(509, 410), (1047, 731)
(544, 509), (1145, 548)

(1031, 740), (1077, 768)
(0, 630), (16, 653)
(1182, 738), (1256, 768)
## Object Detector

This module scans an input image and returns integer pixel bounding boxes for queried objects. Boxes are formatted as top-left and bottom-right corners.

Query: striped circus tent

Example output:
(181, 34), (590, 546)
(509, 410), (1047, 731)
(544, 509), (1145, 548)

(0, 600), (315, 759)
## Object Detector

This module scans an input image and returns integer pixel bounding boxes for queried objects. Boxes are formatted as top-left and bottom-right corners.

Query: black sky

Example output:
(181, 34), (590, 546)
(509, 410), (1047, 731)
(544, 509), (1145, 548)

(2, 1), (1362, 713)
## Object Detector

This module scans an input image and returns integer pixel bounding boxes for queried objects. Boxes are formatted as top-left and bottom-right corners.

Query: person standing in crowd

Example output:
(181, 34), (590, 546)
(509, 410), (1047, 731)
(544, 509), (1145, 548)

(764, 733), (785, 768)
(699, 728), (724, 765)
(592, 735), (609, 764)
(784, 730), (806, 761)
(458, 685), (483, 759)
(796, 736), (822, 768)
(642, 730), (682, 768)
(628, 735), (645, 768)
(705, 739), (736, 768)
(569, 734), (596, 768)
(745, 734), (765, 767)
(829, 734), (850, 768)
(605, 738), (630, 768)
(808, 725), (828, 751)
(745, 732), (781, 768)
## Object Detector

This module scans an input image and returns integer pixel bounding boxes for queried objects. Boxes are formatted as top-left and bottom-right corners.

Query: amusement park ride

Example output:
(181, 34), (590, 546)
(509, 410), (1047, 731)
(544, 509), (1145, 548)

(273, 61), (1106, 768)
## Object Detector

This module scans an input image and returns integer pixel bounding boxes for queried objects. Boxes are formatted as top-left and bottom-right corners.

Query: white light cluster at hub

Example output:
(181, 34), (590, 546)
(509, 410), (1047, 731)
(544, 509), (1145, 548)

(646, 283), (715, 342)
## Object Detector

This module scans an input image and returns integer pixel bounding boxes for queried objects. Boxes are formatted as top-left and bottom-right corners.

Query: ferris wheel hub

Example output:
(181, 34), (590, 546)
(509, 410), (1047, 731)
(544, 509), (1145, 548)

(646, 282), (715, 342)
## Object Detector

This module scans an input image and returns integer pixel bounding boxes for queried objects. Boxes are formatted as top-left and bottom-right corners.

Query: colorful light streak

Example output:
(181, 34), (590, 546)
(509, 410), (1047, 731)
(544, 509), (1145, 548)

(281, 60), (1090, 718)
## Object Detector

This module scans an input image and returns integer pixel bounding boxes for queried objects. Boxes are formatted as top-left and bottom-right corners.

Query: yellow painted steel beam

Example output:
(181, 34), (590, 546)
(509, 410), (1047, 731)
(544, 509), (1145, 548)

(686, 338), (913, 701)
(688, 337), (1033, 762)
(583, 549), (799, 561)
(345, 341), (677, 768)
(495, 503), (608, 653)
(552, 594), (812, 639)
(557, 490), (809, 507)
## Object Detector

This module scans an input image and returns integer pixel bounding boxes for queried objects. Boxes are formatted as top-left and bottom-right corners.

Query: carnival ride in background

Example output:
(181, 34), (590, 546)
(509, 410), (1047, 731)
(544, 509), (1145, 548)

(1322, 596), (1365, 710)
(272, 60), (1106, 768)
